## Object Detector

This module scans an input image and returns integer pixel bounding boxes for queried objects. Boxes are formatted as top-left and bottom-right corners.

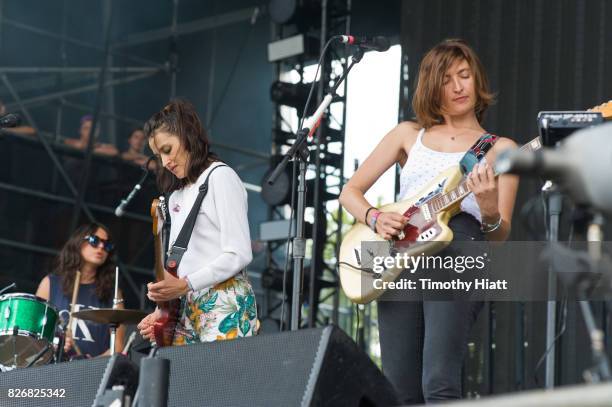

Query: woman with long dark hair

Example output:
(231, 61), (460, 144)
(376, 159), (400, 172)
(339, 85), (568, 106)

(137, 99), (257, 344)
(339, 39), (519, 403)
(36, 223), (125, 357)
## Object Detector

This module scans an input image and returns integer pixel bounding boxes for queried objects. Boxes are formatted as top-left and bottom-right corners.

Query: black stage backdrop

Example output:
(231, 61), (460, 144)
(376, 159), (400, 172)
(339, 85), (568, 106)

(400, 0), (612, 397)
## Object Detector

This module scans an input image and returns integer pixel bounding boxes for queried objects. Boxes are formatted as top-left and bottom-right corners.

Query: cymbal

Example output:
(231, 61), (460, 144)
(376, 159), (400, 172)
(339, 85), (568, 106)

(71, 309), (148, 325)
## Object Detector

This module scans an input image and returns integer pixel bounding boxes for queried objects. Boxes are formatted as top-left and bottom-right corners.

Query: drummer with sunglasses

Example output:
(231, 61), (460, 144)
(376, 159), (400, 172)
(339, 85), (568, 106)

(35, 223), (125, 358)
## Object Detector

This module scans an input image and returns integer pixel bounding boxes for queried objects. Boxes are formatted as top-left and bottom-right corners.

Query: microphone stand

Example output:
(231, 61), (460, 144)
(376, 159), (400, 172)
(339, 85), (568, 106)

(543, 180), (562, 388)
(541, 119), (562, 389)
(267, 48), (365, 331)
(580, 212), (611, 382)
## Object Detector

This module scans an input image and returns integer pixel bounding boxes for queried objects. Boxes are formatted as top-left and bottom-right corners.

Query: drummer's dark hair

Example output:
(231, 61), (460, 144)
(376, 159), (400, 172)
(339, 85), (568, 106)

(54, 223), (116, 303)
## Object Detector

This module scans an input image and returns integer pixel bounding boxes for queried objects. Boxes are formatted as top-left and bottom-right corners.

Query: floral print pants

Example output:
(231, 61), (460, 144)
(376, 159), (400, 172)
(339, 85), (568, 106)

(172, 273), (258, 345)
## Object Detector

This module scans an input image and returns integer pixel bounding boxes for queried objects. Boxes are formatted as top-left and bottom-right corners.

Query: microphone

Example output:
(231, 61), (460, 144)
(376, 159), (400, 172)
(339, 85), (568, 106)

(495, 122), (612, 214)
(115, 156), (155, 217)
(494, 149), (570, 179)
(338, 35), (390, 52)
(0, 113), (21, 128)
(115, 183), (143, 217)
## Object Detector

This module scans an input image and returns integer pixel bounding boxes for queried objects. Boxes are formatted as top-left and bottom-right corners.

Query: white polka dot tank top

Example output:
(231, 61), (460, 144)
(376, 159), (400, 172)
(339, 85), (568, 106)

(398, 128), (482, 223)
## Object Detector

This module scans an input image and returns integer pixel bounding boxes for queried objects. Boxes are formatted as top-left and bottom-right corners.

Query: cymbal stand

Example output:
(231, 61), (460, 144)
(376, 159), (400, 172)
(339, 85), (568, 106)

(110, 266), (123, 356)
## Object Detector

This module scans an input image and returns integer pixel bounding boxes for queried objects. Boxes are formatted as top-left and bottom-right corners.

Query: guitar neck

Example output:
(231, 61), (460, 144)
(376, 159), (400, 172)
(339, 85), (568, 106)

(154, 233), (165, 282)
(426, 101), (609, 214)
(430, 136), (543, 214)
(151, 198), (167, 282)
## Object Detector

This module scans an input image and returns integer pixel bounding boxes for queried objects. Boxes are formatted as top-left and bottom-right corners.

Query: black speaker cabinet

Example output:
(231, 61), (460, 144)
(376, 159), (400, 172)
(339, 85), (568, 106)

(0, 356), (117, 407)
(156, 325), (398, 406)
(0, 326), (397, 407)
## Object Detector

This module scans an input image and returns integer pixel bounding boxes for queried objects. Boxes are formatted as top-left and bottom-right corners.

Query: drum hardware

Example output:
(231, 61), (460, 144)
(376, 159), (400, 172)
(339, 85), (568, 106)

(71, 309), (148, 325)
(54, 314), (69, 363)
(122, 331), (137, 355)
(25, 342), (52, 368)
(0, 282), (17, 296)
(111, 266), (121, 357)
(72, 267), (147, 356)
(66, 271), (83, 356)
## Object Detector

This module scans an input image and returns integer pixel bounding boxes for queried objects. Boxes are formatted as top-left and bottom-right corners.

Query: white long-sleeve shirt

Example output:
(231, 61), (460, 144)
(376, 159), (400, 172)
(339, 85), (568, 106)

(167, 162), (253, 291)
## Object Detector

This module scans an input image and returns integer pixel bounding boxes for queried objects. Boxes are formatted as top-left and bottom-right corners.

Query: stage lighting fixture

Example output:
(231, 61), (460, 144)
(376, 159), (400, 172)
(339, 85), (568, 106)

(268, 0), (322, 30)
(261, 160), (338, 207)
(269, 0), (298, 24)
(267, 34), (320, 63)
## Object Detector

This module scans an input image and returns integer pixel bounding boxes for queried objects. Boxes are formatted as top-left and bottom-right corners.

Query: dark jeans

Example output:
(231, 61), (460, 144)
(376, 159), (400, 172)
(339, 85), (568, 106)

(377, 213), (485, 405)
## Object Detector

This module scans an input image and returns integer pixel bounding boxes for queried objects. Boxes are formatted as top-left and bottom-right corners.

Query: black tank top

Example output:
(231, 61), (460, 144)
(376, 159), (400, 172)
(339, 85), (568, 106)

(48, 273), (111, 357)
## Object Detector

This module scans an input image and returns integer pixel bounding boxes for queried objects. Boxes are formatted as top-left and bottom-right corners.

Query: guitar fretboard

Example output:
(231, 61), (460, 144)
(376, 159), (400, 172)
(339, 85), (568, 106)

(427, 180), (471, 213)
(426, 136), (542, 214)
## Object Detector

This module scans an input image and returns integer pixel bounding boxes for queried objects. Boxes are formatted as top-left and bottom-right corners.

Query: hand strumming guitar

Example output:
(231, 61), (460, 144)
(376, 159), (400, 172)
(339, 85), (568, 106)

(370, 212), (410, 241)
(137, 308), (162, 342)
(146, 272), (190, 302)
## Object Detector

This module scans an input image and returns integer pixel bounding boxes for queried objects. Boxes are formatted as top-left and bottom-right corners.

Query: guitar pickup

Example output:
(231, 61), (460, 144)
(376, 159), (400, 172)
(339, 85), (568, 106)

(421, 204), (432, 221)
(417, 227), (436, 241)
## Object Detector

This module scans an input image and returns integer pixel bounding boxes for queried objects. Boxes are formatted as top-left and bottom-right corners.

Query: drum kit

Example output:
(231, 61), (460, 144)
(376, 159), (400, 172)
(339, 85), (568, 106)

(0, 288), (148, 372)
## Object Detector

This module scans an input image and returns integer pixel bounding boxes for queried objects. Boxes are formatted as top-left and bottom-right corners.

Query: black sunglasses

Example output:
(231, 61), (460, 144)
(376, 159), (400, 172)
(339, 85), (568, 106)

(83, 235), (115, 253)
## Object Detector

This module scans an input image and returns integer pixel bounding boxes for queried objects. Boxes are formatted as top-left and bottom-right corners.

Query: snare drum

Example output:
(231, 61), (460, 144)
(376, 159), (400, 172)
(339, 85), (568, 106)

(0, 293), (59, 367)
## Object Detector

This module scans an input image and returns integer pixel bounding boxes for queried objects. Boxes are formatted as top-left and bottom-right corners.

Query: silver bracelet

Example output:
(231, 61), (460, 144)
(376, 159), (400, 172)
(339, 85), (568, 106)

(481, 216), (502, 233)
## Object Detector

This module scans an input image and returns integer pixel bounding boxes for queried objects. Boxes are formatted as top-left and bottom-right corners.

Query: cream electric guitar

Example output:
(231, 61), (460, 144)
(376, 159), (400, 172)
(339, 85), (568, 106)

(338, 136), (542, 304)
(339, 102), (612, 304)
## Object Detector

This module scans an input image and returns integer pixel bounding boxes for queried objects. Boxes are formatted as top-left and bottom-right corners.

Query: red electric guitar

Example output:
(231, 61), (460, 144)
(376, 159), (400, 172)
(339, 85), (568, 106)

(151, 197), (181, 346)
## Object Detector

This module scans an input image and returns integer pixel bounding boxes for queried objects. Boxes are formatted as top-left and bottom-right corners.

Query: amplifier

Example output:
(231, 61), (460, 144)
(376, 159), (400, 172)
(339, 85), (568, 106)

(537, 111), (603, 146)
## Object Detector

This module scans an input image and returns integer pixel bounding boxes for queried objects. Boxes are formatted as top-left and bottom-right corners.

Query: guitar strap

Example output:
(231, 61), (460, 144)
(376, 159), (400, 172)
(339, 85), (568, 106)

(165, 164), (228, 273)
(162, 192), (171, 265)
(459, 133), (499, 175)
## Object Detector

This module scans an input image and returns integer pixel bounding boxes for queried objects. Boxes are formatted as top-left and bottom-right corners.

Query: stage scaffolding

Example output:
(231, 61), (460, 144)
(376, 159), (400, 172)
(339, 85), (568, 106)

(263, 0), (360, 339)
(0, 1), (265, 305)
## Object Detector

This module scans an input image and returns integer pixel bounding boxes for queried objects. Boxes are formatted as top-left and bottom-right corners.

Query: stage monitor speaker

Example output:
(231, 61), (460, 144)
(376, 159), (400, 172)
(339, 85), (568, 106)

(0, 355), (137, 407)
(157, 325), (398, 407)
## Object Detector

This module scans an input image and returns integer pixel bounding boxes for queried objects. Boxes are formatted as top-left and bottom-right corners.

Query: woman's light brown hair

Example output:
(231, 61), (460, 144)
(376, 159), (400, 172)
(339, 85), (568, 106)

(412, 39), (494, 129)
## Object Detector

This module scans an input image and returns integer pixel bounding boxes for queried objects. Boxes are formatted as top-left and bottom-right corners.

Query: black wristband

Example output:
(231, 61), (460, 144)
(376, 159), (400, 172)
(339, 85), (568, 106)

(364, 207), (377, 224)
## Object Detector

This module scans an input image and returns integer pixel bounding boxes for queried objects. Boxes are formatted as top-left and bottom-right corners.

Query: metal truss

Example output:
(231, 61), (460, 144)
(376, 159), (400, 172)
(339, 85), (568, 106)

(0, 1), (265, 303)
(264, 0), (351, 332)
(306, 0), (351, 330)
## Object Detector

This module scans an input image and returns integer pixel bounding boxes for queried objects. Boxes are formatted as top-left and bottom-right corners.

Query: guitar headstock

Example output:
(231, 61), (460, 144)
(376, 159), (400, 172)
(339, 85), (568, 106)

(489, 135), (543, 178)
(150, 197), (166, 236)
(589, 100), (612, 120)
(519, 135), (543, 153)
